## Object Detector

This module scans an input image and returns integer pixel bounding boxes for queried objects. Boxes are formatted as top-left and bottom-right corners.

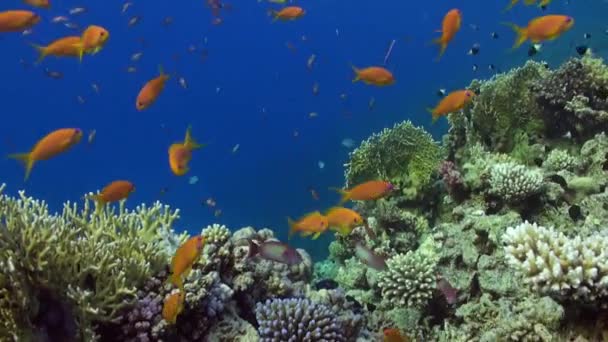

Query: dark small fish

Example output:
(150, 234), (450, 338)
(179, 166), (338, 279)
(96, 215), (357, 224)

(247, 239), (302, 265)
(528, 44), (541, 57)
(490, 32), (499, 39)
(312, 82), (319, 96)
(467, 43), (480, 55)
(44, 68), (63, 79)
(315, 279), (338, 290)
(345, 295), (363, 313)
(354, 243), (385, 270)
(541, 61), (549, 69)
(368, 97), (375, 111)
(436, 88), (446, 97)
(583, 33), (591, 39)
(437, 277), (458, 304)
(162, 16), (174, 27)
(576, 45), (589, 56)
(488, 64), (497, 72)
(472, 64), (478, 72)
(128, 15), (141, 27)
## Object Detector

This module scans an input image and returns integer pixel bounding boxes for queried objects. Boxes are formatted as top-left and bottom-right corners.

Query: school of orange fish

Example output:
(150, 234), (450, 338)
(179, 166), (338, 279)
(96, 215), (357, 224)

(1, 0), (575, 338)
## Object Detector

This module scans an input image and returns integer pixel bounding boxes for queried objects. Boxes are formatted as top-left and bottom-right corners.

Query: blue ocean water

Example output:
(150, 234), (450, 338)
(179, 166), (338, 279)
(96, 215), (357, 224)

(0, 0), (603, 259)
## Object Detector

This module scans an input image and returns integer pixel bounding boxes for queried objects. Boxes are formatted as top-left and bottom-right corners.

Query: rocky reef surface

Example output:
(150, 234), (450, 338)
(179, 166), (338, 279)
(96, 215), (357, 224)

(2, 54), (608, 341)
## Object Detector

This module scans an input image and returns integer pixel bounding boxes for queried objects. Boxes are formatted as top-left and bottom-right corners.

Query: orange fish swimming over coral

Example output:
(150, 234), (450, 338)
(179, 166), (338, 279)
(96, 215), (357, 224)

(136, 66), (170, 111)
(288, 211), (329, 240)
(332, 180), (394, 204)
(31, 36), (82, 63)
(428, 89), (475, 123)
(88, 180), (135, 205)
(351, 65), (394, 86)
(9, 128), (82, 181)
(504, 15), (574, 49)
(271, 6), (305, 21)
(162, 291), (185, 324)
(74, 25), (110, 61)
(431, 8), (461, 60)
(0, 10), (40, 32)
(325, 207), (363, 236)
(168, 126), (203, 176)
(170, 235), (205, 291)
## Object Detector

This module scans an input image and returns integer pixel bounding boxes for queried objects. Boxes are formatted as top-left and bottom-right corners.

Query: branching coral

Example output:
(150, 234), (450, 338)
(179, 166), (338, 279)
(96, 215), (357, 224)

(543, 149), (578, 172)
(504, 221), (608, 306)
(345, 120), (444, 199)
(0, 184), (182, 337)
(255, 297), (345, 342)
(489, 162), (543, 202)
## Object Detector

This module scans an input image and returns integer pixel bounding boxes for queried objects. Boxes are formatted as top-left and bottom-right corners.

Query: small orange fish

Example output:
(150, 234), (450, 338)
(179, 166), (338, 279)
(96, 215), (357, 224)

(504, 15), (574, 49)
(74, 25), (110, 61)
(332, 180), (394, 204)
(89, 180), (135, 205)
(30, 36), (82, 63)
(271, 6), (305, 21)
(168, 126), (204, 176)
(0, 10), (40, 33)
(427, 89), (475, 123)
(351, 65), (395, 86)
(162, 291), (185, 324)
(9, 128), (82, 181)
(287, 211), (329, 240)
(23, 0), (50, 9)
(503, 0), (536, 12)
(384, 328), (409, 342)
(170, 235), (205, 290)
(431, 9), (461, 60)
(136, 65), (170, 111)
(326, 207), (363, 236)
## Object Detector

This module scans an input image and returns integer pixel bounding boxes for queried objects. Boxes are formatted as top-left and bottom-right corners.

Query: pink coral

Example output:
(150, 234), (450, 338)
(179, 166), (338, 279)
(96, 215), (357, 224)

(438, 161), (464, 195)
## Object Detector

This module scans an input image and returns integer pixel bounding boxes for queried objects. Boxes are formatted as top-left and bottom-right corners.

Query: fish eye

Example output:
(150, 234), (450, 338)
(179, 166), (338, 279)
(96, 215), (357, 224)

(100, 32), (105, 36)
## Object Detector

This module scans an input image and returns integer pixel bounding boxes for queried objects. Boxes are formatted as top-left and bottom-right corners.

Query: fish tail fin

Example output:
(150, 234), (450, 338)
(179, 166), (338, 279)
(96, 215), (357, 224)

(247, 239), (259, 259)
(158, 64), (170, 80)
(350, 64), (360, 82)
(502, 22), (527, 49)
(168, 273), (183, 290)
(427, 108), (441, 124)
(8, 153), (34, 181)
(184, 126), (204, 150)
(329, 187), (350, 205)
(287, 217), (296, 239)
(502, 0), (518, 12)
(431, 38), (447, 61)
(268, 9), (278, 22)
(29, 43), (47, 64)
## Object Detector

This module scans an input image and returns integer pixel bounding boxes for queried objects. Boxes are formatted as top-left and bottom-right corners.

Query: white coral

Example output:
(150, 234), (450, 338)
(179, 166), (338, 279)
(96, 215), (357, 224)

(543, 149), (578, 171)
(489, 162), (543, 201)
(503, 221), (608, 306)
(378, 251), (436, 308)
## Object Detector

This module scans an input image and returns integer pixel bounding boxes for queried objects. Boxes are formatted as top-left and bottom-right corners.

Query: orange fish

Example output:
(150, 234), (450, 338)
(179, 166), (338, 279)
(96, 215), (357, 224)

(427, 89), (475, 123)
(168, 126), (204, 176)
(384, 328), (409, 342)
(325, 207), (363, 236)
(74, 25), (110, 61)
(162, 291), (185, 325)
(503, 0), (536, 12)
(431, 9), (461, 60)
(170, 235), (205, 290)
(0, 10), (40, 33)
(332, 180), (394, 204)
(287, 211), (329, 240)
(23, 0), (50, 9)
(351, 65), (395, 86)
(9, 128), (82, 181)
(136, 66), (170, 111)
(271, 6), (305, 21)
(89, 180), (135, 205)
(504, 15), (574, 49)
(30, 36), (82, 63)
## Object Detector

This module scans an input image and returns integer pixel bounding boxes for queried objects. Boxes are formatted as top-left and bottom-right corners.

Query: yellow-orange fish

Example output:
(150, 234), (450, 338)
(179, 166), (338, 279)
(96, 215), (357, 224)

(23, 0), (50, 9)
(170, 235), (205, 290)
(0, 10), (40, 33)
(31, 36), (81, 63)
(271, 6), (305, 21)
(431, 9), (461, 60)
(168, 126), (203, 176)
(162, 291), (185, 325)
(136, 66), (170, 111)
(333, 180), (394, 204)
(384, 328), (409, 342)
(9, 128), (82, 181)
(427, 89), (475, 123)
(351, 65), (394, 86)
(89, 180), (135, 205)
(504, 15), (574, 49)
(287, 211), (329, 240)
(326, 207), (363, 236)
(74, 25), (110, 61)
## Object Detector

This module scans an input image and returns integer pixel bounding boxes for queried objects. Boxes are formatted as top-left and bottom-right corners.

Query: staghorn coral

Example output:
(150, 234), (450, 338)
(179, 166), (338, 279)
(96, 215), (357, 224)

(345, 120), (444, 200)
(489, 162), (543, 202)
(543, 149), (578, 172)
(378, 251), (437, 309)
(0, 184), (183, 338)
(255, 297), (345, 342)
(503, 221), (608, 306)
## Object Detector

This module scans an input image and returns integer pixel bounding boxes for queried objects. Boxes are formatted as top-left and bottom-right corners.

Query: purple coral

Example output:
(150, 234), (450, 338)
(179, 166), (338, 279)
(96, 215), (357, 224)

(255, 298), (346, 342)
(439, 160), (464, 196)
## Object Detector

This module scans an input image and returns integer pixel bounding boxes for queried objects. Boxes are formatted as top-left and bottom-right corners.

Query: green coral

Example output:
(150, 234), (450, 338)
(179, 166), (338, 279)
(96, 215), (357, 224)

(543, 148), (578, 172)
(0, 184), (182, 337)
(345, 120), (444, 199)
